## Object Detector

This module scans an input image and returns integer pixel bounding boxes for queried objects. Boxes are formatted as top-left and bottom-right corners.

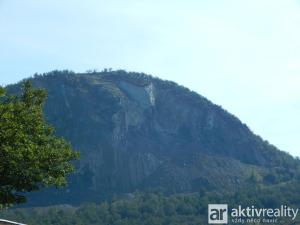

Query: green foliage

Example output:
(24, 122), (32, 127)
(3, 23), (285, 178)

(0, 82), (79, 207)
(2, 186), (300, 225)
(0, 87), (5, 97)
(0, 193), (207, 225)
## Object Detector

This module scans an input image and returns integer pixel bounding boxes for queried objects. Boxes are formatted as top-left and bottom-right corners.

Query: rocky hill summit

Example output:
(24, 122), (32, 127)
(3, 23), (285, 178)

(7, 70), (299, 205)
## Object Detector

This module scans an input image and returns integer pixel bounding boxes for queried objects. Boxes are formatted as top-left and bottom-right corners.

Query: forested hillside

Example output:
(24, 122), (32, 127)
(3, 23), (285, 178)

(5, 70), (300, 206)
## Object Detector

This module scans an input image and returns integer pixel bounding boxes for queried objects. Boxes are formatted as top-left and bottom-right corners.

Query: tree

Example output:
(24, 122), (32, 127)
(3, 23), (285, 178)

(0, 81), (79, 208)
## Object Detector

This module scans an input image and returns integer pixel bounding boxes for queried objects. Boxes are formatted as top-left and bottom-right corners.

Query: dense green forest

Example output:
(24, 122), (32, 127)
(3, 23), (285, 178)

(1, 180), (300, 225)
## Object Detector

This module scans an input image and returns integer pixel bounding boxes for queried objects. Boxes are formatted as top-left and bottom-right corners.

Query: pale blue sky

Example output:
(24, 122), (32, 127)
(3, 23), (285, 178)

(0, 0), (299, 156)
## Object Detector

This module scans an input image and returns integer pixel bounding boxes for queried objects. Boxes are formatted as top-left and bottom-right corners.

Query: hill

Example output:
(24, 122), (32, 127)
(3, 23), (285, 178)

(6, 70), (300, 206)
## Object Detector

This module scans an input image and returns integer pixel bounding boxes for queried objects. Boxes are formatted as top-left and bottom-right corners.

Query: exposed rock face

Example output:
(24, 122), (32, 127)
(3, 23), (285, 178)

(8, 70), (297, 205)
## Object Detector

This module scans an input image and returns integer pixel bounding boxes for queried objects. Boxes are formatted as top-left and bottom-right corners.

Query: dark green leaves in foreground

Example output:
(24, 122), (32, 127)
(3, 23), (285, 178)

(0, 81), (79, 207)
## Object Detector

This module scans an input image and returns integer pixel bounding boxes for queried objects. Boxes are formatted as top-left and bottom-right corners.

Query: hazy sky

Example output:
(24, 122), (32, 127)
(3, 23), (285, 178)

(0, 0), (299, 156)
